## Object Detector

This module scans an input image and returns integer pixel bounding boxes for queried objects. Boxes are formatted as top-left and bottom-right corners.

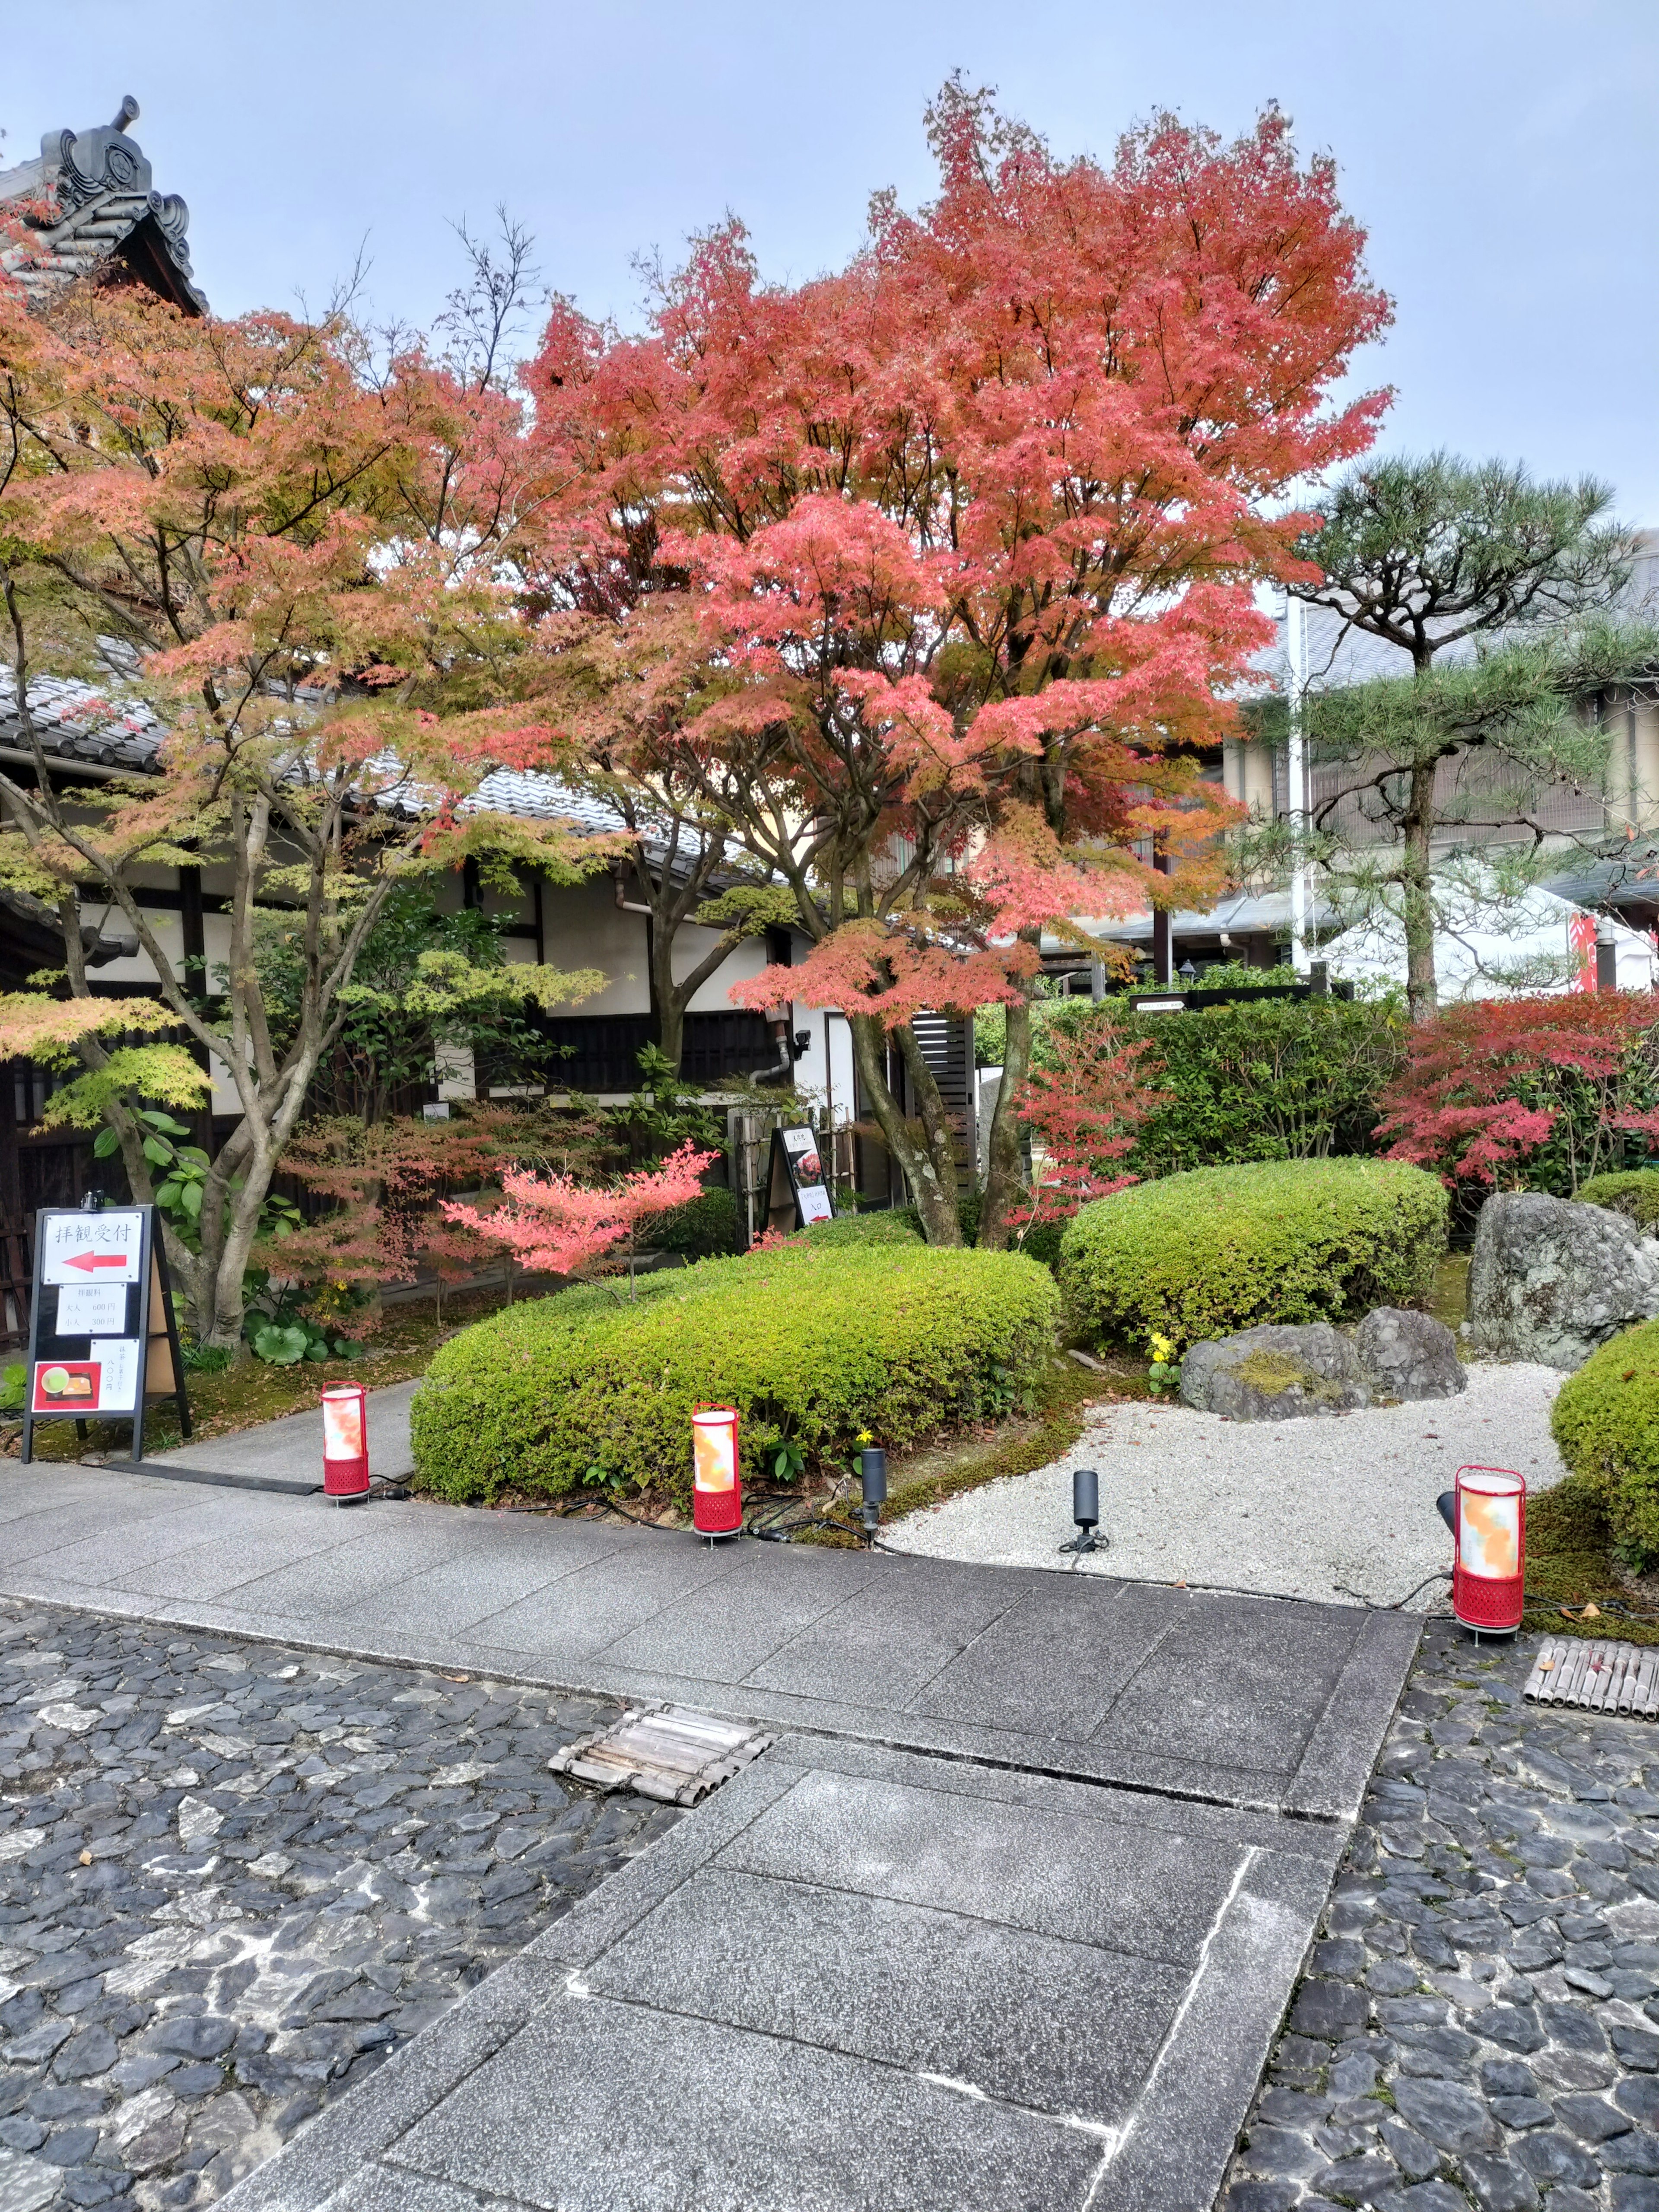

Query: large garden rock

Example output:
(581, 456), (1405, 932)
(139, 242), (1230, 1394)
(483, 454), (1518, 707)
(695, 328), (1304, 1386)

(1354, 1306), (1466, 1401)
(1466, 1190), (1659, 1370)
(1179, 1323), (1370, 1421)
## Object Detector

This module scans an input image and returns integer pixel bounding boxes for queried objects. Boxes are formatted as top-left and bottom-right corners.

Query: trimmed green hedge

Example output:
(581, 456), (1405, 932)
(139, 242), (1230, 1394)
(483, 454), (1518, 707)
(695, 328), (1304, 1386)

(409, 1242), (1061, 1505)
(1058, 1157), (1448, 1354)
(1038, 995), (1408, 1175)
(1576, 1170), (1659, 1231)
(1551, 1319), (1659, 1567)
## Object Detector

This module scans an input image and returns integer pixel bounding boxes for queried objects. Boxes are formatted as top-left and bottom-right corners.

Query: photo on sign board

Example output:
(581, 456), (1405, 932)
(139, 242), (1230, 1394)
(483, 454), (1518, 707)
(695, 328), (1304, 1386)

(32, 1360), (100, 1411)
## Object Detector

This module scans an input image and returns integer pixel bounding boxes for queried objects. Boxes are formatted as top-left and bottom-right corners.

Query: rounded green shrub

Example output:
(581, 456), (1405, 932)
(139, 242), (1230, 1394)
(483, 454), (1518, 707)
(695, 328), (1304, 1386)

(1058, 1157), (1448, 1354)
(1575, 1169), (1659, 1231)
(801, 1212), (924, 1249)
(409, 1242), (1060, 1505)
(1550, 1319), (1659, 1567)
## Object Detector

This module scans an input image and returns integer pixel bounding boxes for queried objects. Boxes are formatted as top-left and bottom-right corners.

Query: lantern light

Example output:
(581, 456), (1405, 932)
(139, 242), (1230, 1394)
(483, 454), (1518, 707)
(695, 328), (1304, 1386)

(859, 1447), (887, 1538)
(692, 1407), (743, 1539)
(1437, 1464), (1525, 1639)
(1061, 1467), (1103, 1555)
(321, 1383), (370, 1505)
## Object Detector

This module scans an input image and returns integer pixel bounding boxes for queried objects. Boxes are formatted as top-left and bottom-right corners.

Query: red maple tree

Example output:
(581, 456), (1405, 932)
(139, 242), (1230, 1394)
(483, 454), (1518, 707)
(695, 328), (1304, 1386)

(522, 83), (1390, 1243)
(1377, 992), (1659, 1189)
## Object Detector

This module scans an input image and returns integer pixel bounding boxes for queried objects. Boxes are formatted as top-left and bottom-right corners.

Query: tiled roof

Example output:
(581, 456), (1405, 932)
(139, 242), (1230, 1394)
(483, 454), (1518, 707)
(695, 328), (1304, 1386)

(0, 663), (168, 772)
(0, 661), (726, 880)
(0, 98), (205, 317)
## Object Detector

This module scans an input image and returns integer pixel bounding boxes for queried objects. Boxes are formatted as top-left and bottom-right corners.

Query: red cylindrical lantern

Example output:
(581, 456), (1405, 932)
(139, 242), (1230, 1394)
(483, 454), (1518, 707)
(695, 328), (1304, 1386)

(1450, 1465), (1525, 1637)
(322, 1383), (370, 1503)
(692, 1406), (742, 1535)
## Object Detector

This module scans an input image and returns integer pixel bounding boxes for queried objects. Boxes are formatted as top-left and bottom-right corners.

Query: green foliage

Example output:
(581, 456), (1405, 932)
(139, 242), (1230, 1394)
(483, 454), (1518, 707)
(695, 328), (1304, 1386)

(1574, 1169), (1659, 1229)
(1181, 961), (1300, 994)
(642, 1185), (740, 1257)
(255, 883), (587, 1122)
(0, 1363), (24, 1413)
(1037, 995), (1408, 1174)
(242, 1274), (366, 1365)
(1551, 1320), (1659, 1569)
(607, 1045), (723, 1160)
(804, 1212), (926, 1249)
(409, 1242), (1062, 1505)
(1058, 1157), (1448, 1354)
(37, 1046), (210, 1131)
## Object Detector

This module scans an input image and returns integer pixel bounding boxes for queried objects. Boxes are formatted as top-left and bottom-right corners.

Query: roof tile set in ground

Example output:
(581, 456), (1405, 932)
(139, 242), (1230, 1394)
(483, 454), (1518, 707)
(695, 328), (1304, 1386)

(0, 1446), (1421, 2209)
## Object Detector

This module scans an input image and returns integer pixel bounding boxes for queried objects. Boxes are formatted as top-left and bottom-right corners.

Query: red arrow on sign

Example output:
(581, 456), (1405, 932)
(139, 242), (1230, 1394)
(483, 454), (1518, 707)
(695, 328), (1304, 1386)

(61, 1252), (130, 1274)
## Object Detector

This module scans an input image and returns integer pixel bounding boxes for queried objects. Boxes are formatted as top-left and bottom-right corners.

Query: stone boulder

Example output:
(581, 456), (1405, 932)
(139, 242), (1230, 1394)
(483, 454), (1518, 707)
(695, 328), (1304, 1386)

(1354, 1306), (1466, 1402)
(1179, 1323), (1370, 1421)
(1466, 1190), (1659, 1371)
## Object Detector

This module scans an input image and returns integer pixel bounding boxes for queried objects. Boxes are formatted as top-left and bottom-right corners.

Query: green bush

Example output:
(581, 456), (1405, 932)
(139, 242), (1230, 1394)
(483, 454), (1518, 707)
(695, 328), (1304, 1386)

(1058, 1157), (1448, 1354)
(1551, 1319), (1659, 1567)
(645, 1185), (741, 1257)
(1575, 1170), (1659, 1230)
(1038, 995), (1407, 1175)
(802, 1212), (925, 1249)
(409, 1242), (1061, 1505)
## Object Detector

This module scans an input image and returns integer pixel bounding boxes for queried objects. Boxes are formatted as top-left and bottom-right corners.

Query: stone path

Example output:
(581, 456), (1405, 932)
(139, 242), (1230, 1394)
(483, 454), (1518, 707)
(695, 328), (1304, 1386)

(1222, 1622), (1659, 2212)
(0, 1456), (1422, 2210)
(0, 1599), (672, 2212)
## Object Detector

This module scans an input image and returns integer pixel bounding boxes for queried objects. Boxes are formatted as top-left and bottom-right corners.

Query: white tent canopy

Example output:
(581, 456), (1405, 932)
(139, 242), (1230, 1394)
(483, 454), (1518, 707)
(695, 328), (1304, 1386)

(1322, 878), (1659, 1000)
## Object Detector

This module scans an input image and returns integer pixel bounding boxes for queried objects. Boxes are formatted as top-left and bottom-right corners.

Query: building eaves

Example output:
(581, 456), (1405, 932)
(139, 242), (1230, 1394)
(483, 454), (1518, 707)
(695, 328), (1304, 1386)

(0, 98), (206, 317)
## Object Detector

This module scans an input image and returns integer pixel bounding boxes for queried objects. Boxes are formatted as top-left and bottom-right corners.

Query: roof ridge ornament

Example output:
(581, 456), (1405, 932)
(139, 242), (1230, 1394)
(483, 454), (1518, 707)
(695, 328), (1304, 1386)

(46, 96), (153, 213)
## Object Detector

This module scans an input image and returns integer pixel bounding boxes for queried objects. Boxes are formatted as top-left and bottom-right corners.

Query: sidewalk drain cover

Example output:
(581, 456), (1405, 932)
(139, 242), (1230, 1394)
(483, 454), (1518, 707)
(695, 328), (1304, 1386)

(1524, 1637), (1659, 1717)
(549, 1704), (774, 1804)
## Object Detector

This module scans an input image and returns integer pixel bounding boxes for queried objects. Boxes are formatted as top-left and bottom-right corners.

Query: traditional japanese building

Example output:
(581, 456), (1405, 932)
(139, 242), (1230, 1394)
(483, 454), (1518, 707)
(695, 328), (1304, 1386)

(0, 96), (205, 317)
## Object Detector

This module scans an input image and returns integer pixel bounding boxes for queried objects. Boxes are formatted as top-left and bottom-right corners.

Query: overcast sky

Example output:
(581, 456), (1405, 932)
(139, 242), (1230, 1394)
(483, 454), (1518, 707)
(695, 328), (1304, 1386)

(10, 3), (1657, 514)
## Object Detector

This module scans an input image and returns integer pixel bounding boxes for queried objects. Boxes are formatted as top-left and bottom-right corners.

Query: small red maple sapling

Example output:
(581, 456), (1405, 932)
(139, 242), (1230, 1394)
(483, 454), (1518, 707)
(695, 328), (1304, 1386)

(442, 1142), (718, 1293)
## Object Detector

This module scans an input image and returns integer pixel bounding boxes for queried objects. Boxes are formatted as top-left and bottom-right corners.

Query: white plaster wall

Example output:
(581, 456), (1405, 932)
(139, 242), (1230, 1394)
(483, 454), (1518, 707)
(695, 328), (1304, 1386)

(538, 878), (649, 1013)
(683, 927), (769, 1011)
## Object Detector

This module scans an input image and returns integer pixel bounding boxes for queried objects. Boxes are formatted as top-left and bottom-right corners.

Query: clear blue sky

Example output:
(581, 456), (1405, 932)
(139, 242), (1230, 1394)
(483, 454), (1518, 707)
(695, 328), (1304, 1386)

(9, 3), (1657, 514)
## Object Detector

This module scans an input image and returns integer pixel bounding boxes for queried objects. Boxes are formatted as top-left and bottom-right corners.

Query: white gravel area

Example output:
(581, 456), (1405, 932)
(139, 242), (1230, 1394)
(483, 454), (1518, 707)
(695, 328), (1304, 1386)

(886, 1362), (1569, 1609)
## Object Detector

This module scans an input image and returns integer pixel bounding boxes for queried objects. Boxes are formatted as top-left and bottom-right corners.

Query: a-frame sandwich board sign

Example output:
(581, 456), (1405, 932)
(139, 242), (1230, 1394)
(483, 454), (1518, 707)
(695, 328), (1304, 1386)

(20, 1203), (191, 1466)
(765, 1124), (834, 1233)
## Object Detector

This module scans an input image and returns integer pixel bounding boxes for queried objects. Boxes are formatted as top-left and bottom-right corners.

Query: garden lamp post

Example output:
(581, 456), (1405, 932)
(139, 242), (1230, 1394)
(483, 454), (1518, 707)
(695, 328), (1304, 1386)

(692, 1407), (743, 1539)
(1061, 1467), (1103, 1555)
(859, 1447), (887, 1538)
(321, 1383), (370, 1504)
(1436, 1465), (1525, 1639)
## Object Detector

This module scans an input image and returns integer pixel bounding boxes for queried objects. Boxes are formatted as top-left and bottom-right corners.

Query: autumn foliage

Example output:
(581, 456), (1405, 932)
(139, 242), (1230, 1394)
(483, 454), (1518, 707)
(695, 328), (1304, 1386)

(1377, 992), (1659, 1190)
(442, 1142), (718, 1283)
(1015, 1023), (1167, 1223)
(520, 84), (1390, 1242)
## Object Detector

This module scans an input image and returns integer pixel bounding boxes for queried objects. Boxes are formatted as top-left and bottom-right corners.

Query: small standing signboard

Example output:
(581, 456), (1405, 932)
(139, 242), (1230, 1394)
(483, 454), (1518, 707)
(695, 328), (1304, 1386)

(20, 1205), (191, 1466)
(766, 1125), (834, 1233)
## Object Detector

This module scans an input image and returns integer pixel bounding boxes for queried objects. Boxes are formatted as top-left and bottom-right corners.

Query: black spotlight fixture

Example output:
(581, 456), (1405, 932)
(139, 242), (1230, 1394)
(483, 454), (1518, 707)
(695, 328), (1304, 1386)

(859, 1446), (887, 1539)
(1060, 1466), (1104, 1555)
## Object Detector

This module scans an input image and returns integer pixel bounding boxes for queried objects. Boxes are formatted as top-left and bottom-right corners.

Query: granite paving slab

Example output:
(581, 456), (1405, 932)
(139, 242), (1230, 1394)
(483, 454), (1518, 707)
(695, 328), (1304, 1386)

(0, 1463), (1417, 1818)
(222, 1745), (1351, 2212)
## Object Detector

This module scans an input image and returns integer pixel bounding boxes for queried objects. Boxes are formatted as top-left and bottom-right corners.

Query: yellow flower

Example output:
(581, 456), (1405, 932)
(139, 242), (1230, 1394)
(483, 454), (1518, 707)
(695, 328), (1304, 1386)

(1149, 1333), (1176, 1364)
(856, 1429), (874, 1445)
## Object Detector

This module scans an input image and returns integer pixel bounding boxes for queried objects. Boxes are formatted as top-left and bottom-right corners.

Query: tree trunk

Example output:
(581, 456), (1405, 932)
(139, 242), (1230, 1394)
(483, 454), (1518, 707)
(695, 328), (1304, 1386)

(650, 923), (687, 1076)
(1401, 758), (1439, 1025)
(847, 1014), (961, 1244)
(978, 990), (1033, 1249)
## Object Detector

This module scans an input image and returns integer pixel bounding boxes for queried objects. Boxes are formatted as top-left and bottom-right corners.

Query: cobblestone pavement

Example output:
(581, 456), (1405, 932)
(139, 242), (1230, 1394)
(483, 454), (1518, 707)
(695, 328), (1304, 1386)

(1223, 1621), (1659, 2212)
(0, 1598), (678, 2212)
